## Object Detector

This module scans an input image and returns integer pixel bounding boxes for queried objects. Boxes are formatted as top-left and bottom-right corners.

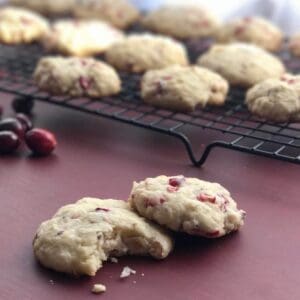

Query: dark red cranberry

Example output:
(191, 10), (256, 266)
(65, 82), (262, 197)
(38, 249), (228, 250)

(169, 176), (185, 187)
(0, 118), (24, 138)
(12, 97), (34, 114)
(0, 131), (20, 154)
(25, 128), (57, 156)
(16, 113), (33, 132)
(0, 105), (3, 118)
(95, 208), (110, 212)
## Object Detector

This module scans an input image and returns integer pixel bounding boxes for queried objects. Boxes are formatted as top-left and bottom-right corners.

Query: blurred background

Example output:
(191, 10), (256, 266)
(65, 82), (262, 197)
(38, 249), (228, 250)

(131, 0), (300, 34)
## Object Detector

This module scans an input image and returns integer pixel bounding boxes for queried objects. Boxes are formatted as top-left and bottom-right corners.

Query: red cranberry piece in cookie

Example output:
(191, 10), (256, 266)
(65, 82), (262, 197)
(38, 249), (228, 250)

(95, 207), (110, 212)
(206, 230), (220, 238)
(197, 193), (216, 204)
(169, 176), (185, 187)
(234, 25), (245, 36)
(79, 76), (93, 90)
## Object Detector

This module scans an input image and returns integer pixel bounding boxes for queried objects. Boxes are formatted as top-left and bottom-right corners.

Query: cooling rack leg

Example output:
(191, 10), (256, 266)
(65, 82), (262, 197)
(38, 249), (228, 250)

(177, 135), (235, 167)
(11, 96), (35, 114)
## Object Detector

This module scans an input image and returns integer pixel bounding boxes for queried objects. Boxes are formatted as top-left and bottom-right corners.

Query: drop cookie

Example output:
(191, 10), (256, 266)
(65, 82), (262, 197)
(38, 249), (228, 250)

(142, 5), (220, 39)
(246, 78), (300, 123)
(43, 19), (124, 56)
(10, 0), (76, 16)
(141, 65), (229, 112)
(129, 175), (245, 238)
(0, 6), (49, 44)
(215, 16), (283, 52)
(197, 43), (285, 87)
(33, 198), (173, 276)
(34, 56), (121, 98)
(105, 34), (189, 73)
(73, 0), (140, 29)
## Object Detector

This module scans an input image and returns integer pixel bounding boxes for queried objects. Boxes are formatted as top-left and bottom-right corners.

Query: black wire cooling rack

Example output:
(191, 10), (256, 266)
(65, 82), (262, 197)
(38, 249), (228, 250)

(0, 41), (299, 166)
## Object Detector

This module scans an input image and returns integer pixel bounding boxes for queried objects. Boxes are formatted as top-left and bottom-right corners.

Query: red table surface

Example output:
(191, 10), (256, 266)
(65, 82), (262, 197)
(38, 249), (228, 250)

(0, 93), (300, 300)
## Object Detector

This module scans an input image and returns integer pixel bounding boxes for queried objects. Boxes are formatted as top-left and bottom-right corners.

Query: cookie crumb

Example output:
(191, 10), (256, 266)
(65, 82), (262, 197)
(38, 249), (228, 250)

(110, 257), (118, 263)
(91, 284), (106, 294)
(120, 266), (136, 278)
(141, 273), (145, 277)
(133, 280), (137, 284)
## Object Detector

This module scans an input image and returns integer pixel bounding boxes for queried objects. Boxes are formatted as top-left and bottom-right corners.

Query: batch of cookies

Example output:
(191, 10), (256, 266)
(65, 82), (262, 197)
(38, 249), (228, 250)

(2, 0), (300, 124)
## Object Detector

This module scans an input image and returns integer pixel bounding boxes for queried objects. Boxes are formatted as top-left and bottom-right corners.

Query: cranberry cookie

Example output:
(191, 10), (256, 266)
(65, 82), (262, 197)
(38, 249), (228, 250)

(43, 19), (124, 56)
(142, 5), (220, 39)
(246, 78), (300, 123)
(0, 6), (48, 44)
(288, 33), (300, 57)
(34, 57), (121, 98)
(33, 198), (173, 276)
(141, 65), (229, 112)
(73, 0), (140, 29)
(198, 43), (285, 87)
(215, 16), (283, 52)
(105, 34), (189, 73)
(129, 175), (245, 238)
(10, 0), (76, 15)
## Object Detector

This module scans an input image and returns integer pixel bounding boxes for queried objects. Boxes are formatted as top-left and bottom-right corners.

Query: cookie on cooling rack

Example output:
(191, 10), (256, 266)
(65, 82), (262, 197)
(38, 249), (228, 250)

(73, 0), (140, 29)
(10, 0), (76, 15)
(288, 33), (300, 57)
(0, 6), (49, 44)
(33, 198), (173, 276)
(105, 34), (189, 73)
(141, 65), (229, 112)
(197, 43), (285, 87)
(142, 5), (220, 39)
(42, 19), (124, 57)
(215, 16), (283, 52)
(34, 56), (121, 98)
(246, 78), (300, 123)
(129, 175), (246, 238)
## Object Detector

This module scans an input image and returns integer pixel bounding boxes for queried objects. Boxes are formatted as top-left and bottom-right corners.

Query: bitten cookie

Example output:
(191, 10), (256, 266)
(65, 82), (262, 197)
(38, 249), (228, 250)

(105, 34), (189, 73)
(73, 0), (140, 29)
(10, 0), (76, 15)
(34, 57), (121, 98)
(246, 79), (300, 123)
(43, 19), (124, 56)
(33, 198), (173, 276)
(197, 43), (285, 87)
(129, 175), (245, 238)
(141, 65), (229, 112)
(215, 16), (283, 52)
(288, 33), (300, 57)
(0, 6), (49, 44)
(142, 5), (220, 39)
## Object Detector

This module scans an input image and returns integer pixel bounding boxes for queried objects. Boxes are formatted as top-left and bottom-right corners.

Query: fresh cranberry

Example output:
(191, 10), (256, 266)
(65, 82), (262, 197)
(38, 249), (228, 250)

(168, 176), (185, 187)
(0, 118), (24, 138)
(0, 131), (20, 154)
(16, 113), (33, 132)
(25, 128), (57, 156)
(12, 97), (34, 114)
